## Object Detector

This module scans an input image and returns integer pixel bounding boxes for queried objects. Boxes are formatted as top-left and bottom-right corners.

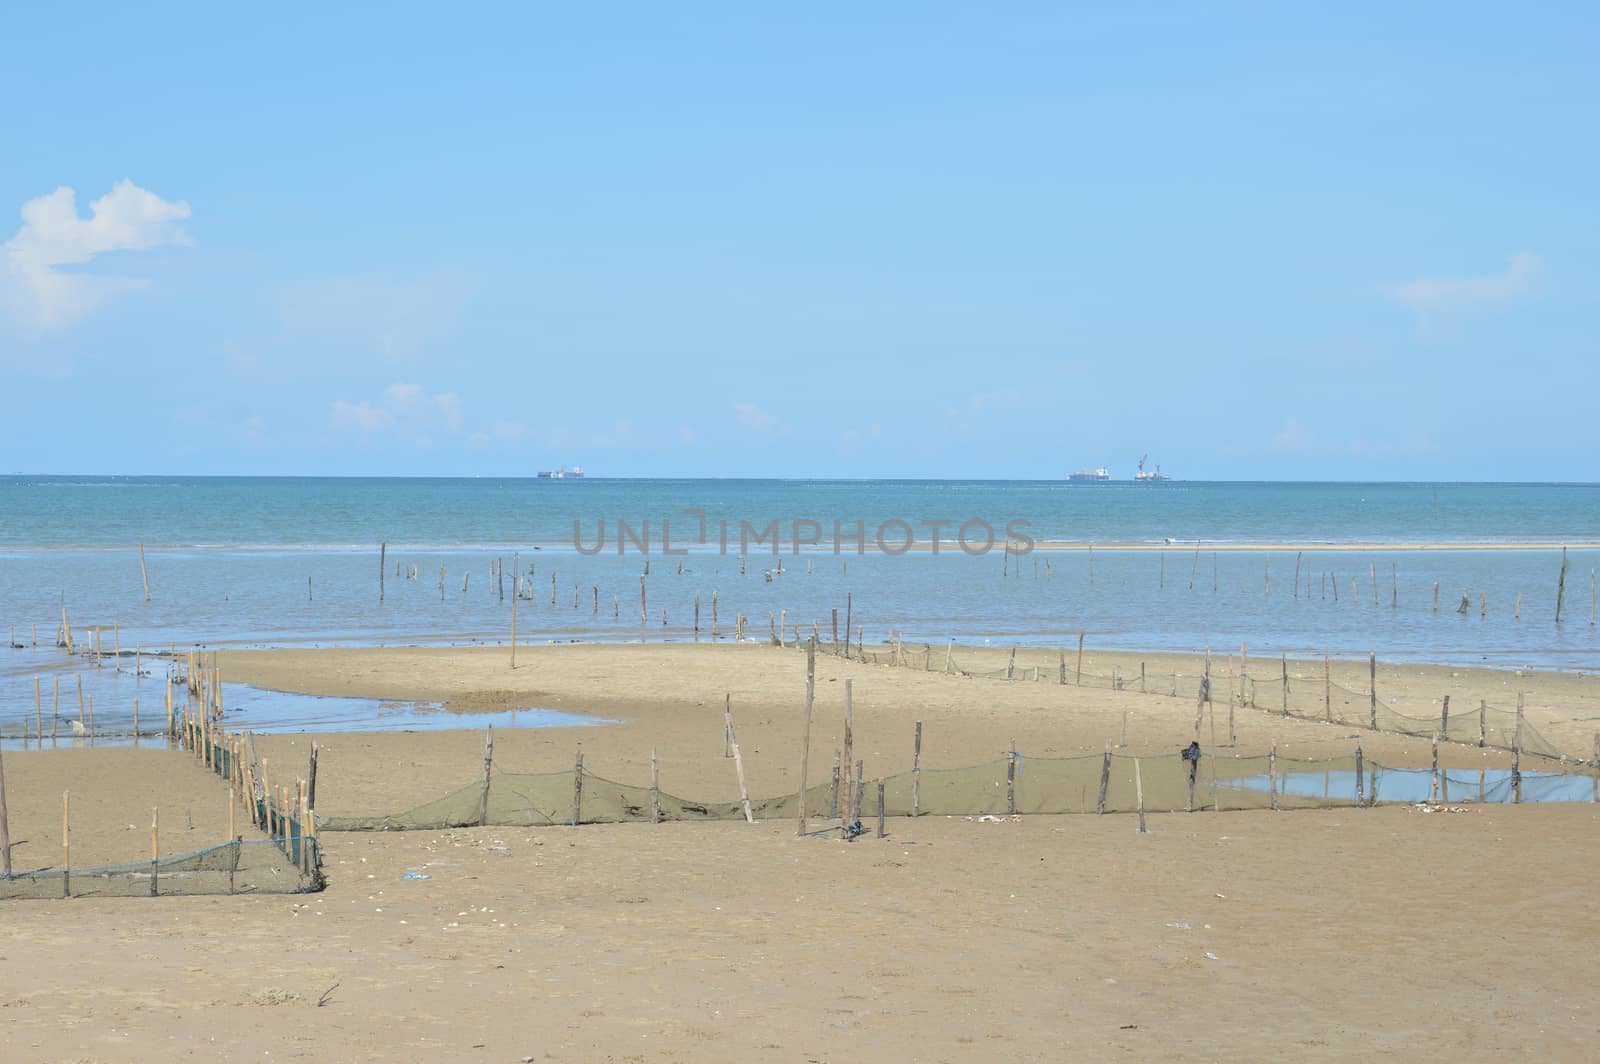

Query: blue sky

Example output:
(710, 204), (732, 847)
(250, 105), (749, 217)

(2, 3), (1596, 479)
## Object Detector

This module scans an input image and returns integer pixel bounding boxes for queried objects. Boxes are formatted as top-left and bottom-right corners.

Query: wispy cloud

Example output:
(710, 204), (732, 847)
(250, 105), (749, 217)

(328, 382), (465, 441)
(734, 402), (786, 433)
(1384, 252), (1541, 325)
(0, 180), (191, 330)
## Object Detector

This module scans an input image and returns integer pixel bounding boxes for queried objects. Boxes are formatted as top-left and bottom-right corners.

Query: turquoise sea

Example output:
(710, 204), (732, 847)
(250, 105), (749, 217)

(1, 479), (1596, 709)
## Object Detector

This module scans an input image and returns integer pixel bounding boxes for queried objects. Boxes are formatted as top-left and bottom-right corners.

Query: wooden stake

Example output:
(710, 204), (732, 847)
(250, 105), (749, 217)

(797, 637), (816, 836)
(306, 742), (319, 812)
(379, 542), (386, 602)
(1355, 746), (1365, 805)
(1268, 744), (1278, 811)
(139, 543), (151, 601)
(1478, 698), (1487, 748)
(571, 751), (584, 826)
(1076, 632), (1085, 685)
(150, 807), (158, 896)
(1368, 651), (1377, 730)
(1134, 758), (1146, 833)
(877, 780), (886, 839)
(1293, 551), (1301, 598)
(650, 749), (661, 823)
(1511, 742), (1522, 804)
(1324, 649), (1331, 722)
(841, 678), (854, 823)
(1440, 696), (1450, 741)
(1006, 747), (1016, 815)
(1430, 733), (1440, 803)
(510, 567), (517, 669)
(912, 720), (923, 818)
(1097, 743), (1111, 814)
(1281, 651), (1289, 718)
(478, 726), (495, 826)
(1433, 581), (1439, 613)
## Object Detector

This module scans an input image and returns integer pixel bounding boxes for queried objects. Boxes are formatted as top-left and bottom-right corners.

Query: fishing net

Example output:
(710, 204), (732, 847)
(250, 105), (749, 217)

(845, 643), (1572, 760)
(314, 746), (1600, 832)
(0, 838), (321, 900)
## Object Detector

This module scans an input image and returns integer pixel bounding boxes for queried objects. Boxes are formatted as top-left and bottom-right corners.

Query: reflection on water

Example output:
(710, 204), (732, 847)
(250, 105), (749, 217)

(0, 671), (608, 750)
(1229, 766), (1598, 804)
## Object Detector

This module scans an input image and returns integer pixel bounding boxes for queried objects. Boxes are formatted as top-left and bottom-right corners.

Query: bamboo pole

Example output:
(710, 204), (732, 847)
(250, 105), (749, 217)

(379, 542), (386, 602)
(1134, 758), (1146, 833)
(727, 710), (753, 824)
(1430, 734), (1440, 803)
(510, 566), (518, 669)
(797, 638), (816, 836)
(150, 806), (159, 896)
(62, 790), (70, 897)
(1076, 632), (1085, 685)
(877, 781), (886, 839)
(1281, 652), (1289, 718)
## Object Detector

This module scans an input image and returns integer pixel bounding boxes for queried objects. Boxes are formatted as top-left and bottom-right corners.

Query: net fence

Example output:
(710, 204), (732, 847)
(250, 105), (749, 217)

(318, 747), (1600, 832)
(836, 642), (1575, 762)
(0, 838), (321, 900)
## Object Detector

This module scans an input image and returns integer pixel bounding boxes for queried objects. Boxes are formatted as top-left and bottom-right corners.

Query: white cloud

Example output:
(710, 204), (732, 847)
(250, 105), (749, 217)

(384, 382), (423, 406)
(1384, 252), (1541, 321)
(1, 180), (191, 330)
(734, 402), (785, 433)
(330, 383), (469, 441)
(329, 399), (396, 433)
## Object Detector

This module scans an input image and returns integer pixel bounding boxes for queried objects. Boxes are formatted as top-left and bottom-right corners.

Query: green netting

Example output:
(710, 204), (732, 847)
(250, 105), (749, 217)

(837, 643), (1575, 761)
(315, 745), (1599, 832)
(0, 838), (321, 900)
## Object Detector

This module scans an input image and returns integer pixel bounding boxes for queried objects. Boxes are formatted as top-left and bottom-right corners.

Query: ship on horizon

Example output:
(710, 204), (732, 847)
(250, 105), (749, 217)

(1134, 454), (1170, 482)
(1068, 466), (1111, 481)
(536, 465), (585, 479)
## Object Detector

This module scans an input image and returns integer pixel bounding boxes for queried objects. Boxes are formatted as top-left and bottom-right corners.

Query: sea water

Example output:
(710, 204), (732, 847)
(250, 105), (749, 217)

(1, 478), (1596, 686)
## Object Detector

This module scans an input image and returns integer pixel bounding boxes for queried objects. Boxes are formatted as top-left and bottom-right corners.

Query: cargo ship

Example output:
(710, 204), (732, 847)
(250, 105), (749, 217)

(536, 465), (585, 479)
(1069, 467), (1111, 481)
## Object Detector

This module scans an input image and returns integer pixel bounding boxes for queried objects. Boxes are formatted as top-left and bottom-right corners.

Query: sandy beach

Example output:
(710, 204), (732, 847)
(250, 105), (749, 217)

(3, 642), (1599, 1061)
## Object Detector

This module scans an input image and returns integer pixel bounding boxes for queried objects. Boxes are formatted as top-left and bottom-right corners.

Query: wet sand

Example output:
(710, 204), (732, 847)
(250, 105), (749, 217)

(3, 642), (1599, 1061)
